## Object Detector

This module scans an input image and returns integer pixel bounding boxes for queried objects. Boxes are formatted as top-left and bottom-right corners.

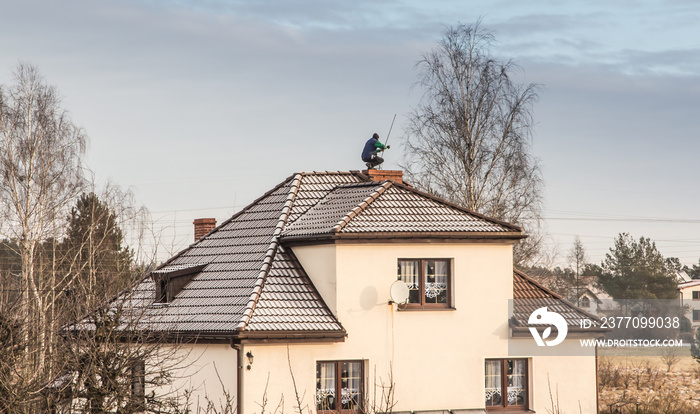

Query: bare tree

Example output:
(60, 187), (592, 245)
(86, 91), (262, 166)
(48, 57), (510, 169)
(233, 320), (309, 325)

(58, 286), (190, 414)
(0, 64), (201, 413)
(660, 346), (682, 373)
(403, 21), (543, 264)
(568, 236), (587, 306)
(0, 63), (87, 410)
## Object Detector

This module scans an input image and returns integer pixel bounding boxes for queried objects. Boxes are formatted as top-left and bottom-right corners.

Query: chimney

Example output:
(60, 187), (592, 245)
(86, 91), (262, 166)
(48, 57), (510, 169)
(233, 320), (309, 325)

(193, 218), (217, 241)
(362, 169), (403, 184)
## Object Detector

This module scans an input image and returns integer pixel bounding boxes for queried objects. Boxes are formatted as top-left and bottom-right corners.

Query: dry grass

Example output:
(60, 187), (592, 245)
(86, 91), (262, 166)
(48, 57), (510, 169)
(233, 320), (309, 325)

(598, 354), (700, 413)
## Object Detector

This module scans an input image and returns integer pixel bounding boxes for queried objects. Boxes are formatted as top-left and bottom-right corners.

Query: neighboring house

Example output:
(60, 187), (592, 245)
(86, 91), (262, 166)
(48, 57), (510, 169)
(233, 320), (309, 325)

(575, 288), (602, 314)
(123, 170), (600, 414)
(575, 286), (617, 317)
(679, 279), (700, 330)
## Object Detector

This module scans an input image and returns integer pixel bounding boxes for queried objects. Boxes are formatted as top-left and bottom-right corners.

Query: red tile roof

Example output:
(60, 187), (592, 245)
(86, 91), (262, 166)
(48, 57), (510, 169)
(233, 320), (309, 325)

(512, 269), (603, 330)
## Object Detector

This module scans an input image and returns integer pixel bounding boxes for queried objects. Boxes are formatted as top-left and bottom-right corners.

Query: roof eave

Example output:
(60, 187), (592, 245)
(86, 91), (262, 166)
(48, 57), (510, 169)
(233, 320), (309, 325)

(112, 328), (348, 344)
(281, 231), (525, 244)
(234, 330), (347, 343)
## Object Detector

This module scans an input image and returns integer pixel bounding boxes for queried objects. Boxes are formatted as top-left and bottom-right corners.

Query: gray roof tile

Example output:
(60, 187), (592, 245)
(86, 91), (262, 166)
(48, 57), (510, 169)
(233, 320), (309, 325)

(282, 182), (517, 239)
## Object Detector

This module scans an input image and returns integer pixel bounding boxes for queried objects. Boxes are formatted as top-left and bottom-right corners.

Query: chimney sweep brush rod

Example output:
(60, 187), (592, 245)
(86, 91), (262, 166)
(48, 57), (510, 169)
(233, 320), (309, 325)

(385, 113), (397, 147)
(380, 114), (397, 170)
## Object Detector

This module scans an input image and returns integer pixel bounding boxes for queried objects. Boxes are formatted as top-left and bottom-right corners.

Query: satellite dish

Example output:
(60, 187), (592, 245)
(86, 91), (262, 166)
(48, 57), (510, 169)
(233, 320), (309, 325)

(389, 280), (410, 305)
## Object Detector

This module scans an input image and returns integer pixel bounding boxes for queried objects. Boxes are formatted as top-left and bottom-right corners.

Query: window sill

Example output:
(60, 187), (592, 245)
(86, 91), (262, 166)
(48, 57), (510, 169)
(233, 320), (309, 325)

(397, 306), (456, 311)
(149, 302), (169, 308)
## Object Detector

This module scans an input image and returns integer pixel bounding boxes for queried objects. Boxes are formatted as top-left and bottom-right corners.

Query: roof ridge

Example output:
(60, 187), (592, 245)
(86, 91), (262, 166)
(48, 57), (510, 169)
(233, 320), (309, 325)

(236, 173), (303, 331)
(332, 181), (392, 234)
(298, 170), (359, 176)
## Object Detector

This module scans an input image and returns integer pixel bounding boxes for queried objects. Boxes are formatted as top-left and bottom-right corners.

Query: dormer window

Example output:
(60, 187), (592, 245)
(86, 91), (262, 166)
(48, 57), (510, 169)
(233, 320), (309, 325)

(152, 263), (206, 304)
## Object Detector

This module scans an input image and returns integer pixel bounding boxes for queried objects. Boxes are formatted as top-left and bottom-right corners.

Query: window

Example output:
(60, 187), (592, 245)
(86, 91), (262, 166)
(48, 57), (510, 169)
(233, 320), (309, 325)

(316, 361), (363, 413)
(152, 263), (206, 304)
(693, 310), (700, 322)
(397, 259), (451, 308)
(156, 279), (168, 303)
(693, 291), (700, 300)
(580, 296), (590, 308)
(485, 359), (528, 410)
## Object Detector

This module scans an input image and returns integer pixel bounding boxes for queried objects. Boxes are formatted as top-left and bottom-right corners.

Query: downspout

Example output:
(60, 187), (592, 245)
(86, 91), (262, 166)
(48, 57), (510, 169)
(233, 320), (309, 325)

(231, 340), (244, 414)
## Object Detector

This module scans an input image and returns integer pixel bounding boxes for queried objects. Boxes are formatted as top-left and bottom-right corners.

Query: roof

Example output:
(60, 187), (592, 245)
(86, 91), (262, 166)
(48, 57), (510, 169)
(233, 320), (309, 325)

(512, 269), (604, 332)
(677, 270), (692, 283)
(679, 279), (700, 289)
(577, 288), (603, 304)
(282, 181), (520, 240)
(121, 171), (523, 339)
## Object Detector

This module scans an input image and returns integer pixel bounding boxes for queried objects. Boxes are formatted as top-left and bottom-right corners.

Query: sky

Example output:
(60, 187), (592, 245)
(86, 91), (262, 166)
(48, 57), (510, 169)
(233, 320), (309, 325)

(1, 0), (699, 267)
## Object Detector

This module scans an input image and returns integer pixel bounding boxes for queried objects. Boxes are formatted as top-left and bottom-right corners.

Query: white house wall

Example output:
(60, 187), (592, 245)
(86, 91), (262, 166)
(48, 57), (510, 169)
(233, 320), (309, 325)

(530, 353), (598, 413)
(163, 241), (597, 414)
(293, 244), (338, 317)
(152, 343), (238, 412)
(241, 242), (533, 413)
(680, 285), (700, 329)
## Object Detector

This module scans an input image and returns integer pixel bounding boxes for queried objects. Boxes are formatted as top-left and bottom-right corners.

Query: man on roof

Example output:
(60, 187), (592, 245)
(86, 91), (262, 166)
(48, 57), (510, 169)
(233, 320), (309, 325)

(361, 133), (390, 169)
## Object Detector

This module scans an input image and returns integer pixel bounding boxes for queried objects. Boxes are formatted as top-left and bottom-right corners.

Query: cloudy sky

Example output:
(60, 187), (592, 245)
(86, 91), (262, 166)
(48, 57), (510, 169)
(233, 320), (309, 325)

(1, 0), (699, 266)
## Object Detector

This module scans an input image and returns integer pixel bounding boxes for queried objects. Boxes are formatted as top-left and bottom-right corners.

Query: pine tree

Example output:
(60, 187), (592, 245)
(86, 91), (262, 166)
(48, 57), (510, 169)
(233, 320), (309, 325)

(597, 233), (677, 300)
(62, 192), (134, 316)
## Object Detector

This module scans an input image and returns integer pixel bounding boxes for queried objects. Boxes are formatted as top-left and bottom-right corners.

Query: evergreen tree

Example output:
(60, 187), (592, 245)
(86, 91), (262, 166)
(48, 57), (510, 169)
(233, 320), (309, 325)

(61, 193), (134, 316)
(683, 258), (700, 279)
(691, 329), (700, 364)
(597, 233), (677, 300)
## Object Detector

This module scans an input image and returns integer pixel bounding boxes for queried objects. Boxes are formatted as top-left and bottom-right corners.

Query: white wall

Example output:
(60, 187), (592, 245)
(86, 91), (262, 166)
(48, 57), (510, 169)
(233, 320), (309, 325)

(680, 285), (700, 329)
(294, 244), (337, 316)
(530, 354), (598, 413)
(243, 242), (524, 413)
(151, 343), (238, 412)
(171, 241), (598, 414)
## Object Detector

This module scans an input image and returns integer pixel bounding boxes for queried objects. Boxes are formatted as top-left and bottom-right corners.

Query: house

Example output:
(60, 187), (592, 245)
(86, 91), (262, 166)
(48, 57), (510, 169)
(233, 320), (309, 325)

(574, 286), (617, 317)
(679, 279), (700, 330)
(128, 170), (601, 413)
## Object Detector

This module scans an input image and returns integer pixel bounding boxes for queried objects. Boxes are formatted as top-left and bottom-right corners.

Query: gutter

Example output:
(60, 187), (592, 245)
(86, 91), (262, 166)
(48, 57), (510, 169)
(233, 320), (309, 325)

(234, 330), (346, 342)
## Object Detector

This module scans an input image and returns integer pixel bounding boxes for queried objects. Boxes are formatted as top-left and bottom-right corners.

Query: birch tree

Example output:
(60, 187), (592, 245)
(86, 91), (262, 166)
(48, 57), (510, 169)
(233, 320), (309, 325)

(0, 63), (86, 410)
(403, 22), (543, 263)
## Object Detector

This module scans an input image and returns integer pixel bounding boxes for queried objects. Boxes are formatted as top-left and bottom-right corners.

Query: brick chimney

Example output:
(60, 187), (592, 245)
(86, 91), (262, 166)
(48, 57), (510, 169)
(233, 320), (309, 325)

(362, 169), (403, 184)
(193, 218), (216, 241)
